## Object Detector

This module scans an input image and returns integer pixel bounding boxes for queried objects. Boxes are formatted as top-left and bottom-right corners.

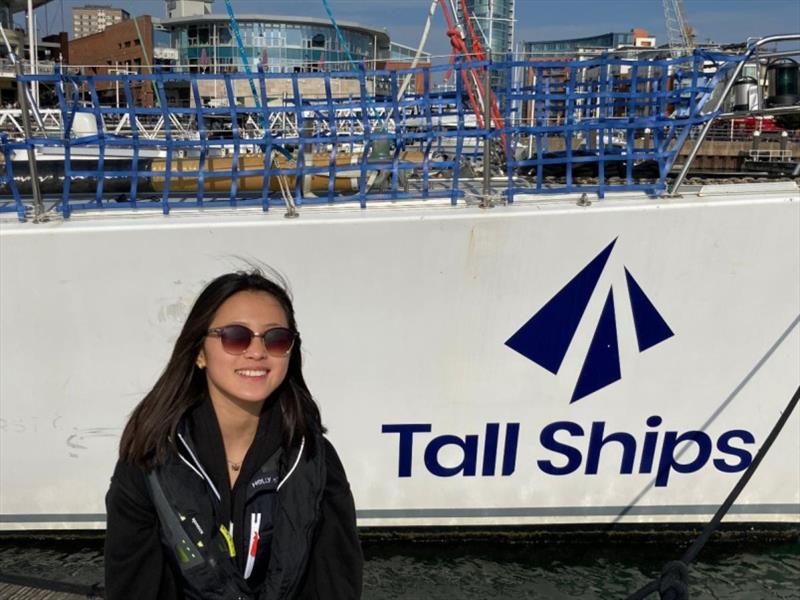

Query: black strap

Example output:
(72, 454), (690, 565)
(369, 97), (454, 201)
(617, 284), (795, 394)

(147, 471), (206, 571)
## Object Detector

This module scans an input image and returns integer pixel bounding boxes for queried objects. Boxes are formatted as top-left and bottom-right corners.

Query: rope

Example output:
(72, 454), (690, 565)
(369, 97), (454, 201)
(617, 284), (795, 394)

(129, 15), (160, 108)
(320, 0), (358, 70)
(625, 383), (800, 600)
(222, 0), (260, 108)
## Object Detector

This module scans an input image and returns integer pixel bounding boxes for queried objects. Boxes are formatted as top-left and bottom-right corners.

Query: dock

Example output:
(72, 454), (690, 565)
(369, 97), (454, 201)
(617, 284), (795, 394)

(0, 580), (101, 599)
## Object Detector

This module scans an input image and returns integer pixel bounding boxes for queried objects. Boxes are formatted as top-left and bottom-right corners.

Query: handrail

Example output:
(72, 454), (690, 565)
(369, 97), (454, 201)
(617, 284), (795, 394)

(0, 51), (745, 221)
(668, 33), (800, 196)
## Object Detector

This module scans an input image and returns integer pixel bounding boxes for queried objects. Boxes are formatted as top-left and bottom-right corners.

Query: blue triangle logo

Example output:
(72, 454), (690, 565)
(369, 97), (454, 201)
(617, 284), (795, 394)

(505, 239), (616, 374)
(506, 239), (674, 403)
(571, 288), (621, 402)
(624, 268), (675, 352)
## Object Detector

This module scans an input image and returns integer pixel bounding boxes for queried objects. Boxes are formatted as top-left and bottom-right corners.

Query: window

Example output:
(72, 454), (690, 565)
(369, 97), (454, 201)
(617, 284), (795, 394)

(217, 26), (231, 45)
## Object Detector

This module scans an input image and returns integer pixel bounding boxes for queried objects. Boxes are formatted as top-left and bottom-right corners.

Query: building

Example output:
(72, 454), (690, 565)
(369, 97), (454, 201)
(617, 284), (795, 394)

(72, 5), (130, 40)
(458, 0), (515, 57)
(165, 14), (389, 75)
(384, 42), (431, 95)
(519, 30), (658, 123)
(161, 7), (391, 105)
(60, 0), (426, 106)
(0, 0), (58, 61)
(68, 15), (178, 106)
(389, 42), (431, 63)
(522, 29), (657, 59)
(457, 0), (515, 89)
(520, 29), (659, 91)
(0, 0), (62, 106)
(166, 0), (212, 19)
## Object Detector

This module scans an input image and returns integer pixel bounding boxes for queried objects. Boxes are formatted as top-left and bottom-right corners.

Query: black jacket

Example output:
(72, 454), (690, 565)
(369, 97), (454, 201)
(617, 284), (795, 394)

(104, 398), (363, 599)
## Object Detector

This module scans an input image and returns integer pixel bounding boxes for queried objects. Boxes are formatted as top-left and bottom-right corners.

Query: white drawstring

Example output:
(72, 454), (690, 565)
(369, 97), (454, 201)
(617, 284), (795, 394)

(277, 437), (305, 492)
(176, 452), (204, 481)
(178, 432), (222, 502)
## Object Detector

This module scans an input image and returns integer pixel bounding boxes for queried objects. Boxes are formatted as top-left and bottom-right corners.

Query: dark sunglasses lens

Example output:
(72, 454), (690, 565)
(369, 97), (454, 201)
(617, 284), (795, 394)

(219, 325), (254, 354)
(264, 328), (295, 356)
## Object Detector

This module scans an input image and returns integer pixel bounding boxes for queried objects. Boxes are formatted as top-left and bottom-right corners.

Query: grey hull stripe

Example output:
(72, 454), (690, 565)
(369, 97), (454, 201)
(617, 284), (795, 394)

(0, 513), (106, 523)
(2, 504), (798, 523)
(357, 504), (800, 519)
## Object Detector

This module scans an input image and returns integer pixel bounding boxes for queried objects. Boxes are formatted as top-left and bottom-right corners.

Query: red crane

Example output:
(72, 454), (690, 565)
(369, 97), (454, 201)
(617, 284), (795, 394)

(437, 0), (506, 150)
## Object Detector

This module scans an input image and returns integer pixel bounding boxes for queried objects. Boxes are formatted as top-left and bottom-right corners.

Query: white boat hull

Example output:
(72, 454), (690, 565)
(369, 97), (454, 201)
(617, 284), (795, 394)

(1, 183), (798, 531)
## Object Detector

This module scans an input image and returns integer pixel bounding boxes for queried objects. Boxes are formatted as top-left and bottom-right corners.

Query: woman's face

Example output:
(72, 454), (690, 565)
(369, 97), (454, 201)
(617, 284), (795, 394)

(197, 290), (292, 409)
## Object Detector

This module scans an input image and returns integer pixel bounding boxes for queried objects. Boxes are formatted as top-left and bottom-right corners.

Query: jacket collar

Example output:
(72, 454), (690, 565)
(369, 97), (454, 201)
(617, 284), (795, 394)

(175, 395), (283, 503)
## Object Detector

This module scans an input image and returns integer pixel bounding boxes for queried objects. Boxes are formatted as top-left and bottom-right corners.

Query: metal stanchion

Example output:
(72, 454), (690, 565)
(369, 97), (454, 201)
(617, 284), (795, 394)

(481, 55), (492, 208)
(16, 61), (44, 222)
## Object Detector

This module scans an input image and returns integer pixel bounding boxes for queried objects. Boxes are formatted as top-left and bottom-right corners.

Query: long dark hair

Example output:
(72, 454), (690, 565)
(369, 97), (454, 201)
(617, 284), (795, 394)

(120, 269), (323, 469)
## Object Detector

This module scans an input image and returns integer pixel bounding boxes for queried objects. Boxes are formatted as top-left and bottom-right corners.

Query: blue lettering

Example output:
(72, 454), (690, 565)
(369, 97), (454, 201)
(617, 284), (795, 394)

(481, 423), (500, 476)
(585, 422), (637, 475)
(424, 434), (479, 477)
(713, 430), (755, 473)
(383, 419), (755, 484)
(538, 421), (584, 475)
(639, 415), (662, 473)
(656, 430), (712, 487)
(502, 423), (520, 476)
(381, 424), (432, 477)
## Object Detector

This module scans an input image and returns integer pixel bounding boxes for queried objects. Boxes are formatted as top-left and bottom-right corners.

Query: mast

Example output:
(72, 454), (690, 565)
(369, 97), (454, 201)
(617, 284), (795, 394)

(26, 0), (37, 105)
(662, 0), (695, 58)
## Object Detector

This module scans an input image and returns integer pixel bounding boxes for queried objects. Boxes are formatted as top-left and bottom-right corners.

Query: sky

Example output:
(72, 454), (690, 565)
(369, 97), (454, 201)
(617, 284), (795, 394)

(27, 0), (800, 59)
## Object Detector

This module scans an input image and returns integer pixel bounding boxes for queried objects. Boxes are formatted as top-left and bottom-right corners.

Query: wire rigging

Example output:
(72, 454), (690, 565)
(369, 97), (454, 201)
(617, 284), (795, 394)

(223, 0), (261, 107)
(320, 0), (359, 69)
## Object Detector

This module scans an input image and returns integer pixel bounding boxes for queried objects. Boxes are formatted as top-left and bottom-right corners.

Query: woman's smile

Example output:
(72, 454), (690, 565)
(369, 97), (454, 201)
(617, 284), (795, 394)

(198, 290), (291, 408)
(235, 368), (269, 378)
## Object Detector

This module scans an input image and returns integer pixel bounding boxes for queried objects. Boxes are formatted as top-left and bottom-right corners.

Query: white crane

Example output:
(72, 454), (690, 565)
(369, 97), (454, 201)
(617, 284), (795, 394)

(662, 0), (695, 58)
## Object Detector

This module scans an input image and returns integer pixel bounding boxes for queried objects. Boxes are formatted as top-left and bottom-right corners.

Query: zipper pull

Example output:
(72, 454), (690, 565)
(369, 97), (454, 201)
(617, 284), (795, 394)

(218, 523), (236, 558)
(243, 512), (261, 579)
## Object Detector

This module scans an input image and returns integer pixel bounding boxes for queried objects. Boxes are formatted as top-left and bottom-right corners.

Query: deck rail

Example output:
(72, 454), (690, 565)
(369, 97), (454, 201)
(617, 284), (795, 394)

(0, 50), (744, 221)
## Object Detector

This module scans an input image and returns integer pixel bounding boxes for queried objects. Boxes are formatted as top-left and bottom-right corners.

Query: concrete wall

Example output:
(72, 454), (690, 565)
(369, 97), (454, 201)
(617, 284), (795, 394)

(195, 76), (367, 106)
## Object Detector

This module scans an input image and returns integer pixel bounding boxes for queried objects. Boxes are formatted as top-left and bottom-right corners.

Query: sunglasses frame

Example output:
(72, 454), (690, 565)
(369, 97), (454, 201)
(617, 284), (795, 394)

(206, 324), (297, 357)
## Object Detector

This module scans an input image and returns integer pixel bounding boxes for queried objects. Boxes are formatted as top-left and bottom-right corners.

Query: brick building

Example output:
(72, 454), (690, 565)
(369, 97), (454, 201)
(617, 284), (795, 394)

(68, 15), (156, 106)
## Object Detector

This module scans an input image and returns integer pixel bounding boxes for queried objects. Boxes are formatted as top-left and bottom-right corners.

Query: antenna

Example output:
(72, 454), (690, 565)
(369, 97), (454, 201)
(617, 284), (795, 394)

(662, 0), (696, 58)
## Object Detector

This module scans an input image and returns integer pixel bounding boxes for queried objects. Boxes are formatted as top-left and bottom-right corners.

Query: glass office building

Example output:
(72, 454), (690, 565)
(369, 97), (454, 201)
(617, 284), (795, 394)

(458, 0), (515, 57)
(522, 32), (637, 57)
(164, 15), (390, 73)
(457, 0), (515, 89)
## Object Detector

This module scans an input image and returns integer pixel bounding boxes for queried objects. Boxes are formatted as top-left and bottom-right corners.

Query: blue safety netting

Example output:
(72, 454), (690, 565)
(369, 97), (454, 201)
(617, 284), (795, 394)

(0, 50), (744, 221)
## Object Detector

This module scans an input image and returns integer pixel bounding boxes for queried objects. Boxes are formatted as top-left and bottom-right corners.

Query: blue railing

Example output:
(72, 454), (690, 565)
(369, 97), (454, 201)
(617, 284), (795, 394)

(0, 50), (743, 221)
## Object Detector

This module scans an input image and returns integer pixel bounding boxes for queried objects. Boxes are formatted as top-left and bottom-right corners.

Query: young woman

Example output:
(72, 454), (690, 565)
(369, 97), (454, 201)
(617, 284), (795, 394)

(104, 270), (363, 599)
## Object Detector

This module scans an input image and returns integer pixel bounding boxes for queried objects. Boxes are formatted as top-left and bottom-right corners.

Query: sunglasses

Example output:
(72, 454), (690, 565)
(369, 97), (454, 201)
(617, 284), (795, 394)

(206, 324), (297, 357)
